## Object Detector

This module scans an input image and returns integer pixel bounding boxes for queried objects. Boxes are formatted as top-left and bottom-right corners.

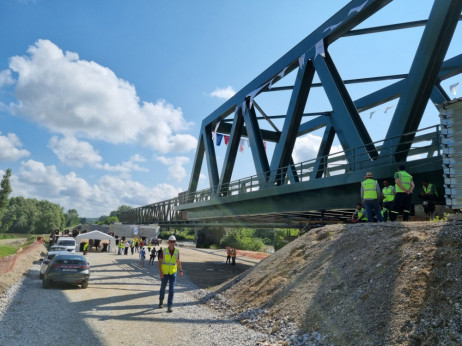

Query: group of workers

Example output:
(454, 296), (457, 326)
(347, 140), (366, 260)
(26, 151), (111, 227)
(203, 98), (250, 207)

(225, 247), (237, 265)
(352, 164), (439, 223)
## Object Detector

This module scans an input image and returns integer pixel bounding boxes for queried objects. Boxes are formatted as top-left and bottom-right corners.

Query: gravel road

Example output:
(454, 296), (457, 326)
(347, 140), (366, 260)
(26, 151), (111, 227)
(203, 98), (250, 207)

(0, 247), (268, 346)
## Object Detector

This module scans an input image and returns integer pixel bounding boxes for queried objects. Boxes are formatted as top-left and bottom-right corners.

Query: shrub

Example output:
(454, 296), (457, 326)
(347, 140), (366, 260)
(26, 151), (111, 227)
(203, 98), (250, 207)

(219, 228), (264, 252)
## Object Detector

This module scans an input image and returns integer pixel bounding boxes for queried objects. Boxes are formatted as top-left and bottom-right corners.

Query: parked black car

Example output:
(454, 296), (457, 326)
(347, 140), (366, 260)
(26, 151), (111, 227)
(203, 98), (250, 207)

(42, 253), (90, 289)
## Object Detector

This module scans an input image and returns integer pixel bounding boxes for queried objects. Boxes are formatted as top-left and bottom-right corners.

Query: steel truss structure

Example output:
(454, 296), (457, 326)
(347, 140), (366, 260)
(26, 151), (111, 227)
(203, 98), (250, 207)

(120, 0), (462, 228)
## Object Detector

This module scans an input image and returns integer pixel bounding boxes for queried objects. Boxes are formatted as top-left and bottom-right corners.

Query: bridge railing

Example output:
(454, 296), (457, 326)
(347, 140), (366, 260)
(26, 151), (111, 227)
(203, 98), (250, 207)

(181, 125), (441, 203)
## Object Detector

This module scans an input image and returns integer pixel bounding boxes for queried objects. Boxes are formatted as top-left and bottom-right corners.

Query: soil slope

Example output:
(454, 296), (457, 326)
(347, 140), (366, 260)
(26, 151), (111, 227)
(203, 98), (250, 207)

(211, 222), (462, 345)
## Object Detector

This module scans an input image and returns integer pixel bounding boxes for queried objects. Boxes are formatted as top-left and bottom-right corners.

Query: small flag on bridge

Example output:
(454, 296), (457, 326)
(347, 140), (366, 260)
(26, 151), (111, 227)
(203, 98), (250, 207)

(450, 82), (459, 96)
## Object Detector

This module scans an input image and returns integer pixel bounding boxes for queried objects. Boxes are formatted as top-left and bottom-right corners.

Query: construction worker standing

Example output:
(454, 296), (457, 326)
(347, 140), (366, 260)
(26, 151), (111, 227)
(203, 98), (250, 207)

(361, 172), (383, 222)
(231, 248), (237, 265)
(419, 179), (438, 218)
(390, 165), (415, 221)
(158, 235), (183, 312)
(381, 180), (395, 211)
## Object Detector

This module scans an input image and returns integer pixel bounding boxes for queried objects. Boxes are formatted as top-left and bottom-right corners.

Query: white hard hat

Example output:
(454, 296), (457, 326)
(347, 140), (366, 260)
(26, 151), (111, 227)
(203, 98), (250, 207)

(168, 235), (176, 241)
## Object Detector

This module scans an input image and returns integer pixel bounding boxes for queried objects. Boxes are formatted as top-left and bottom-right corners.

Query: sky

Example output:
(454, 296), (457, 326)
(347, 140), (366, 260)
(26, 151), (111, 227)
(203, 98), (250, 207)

(0, 0), (461, 218)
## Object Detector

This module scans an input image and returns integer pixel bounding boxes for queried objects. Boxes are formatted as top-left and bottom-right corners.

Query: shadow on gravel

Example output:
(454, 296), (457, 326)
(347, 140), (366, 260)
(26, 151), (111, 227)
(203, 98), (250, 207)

(182, 260), (254, 289)
(0, 269), (104, 345)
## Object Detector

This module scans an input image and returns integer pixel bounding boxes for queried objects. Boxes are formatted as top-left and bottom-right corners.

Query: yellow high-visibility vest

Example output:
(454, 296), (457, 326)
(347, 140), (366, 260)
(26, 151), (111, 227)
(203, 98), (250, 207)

(396, 171), (412, 192)
(362, 179), (378, 199)
(382, 186), (395, 202)
(161, 248), (179, 275)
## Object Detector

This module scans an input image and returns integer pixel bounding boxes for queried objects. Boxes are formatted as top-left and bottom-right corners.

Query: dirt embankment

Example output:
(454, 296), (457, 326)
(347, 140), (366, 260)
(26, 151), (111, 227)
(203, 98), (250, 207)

(211, 221), (462, 345)
(0, 240), (47, 295)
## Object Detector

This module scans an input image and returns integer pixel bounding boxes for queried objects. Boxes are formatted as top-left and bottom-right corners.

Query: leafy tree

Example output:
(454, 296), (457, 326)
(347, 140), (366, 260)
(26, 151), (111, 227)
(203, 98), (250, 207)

(219, 228), (264, 251)
(35, 200), (65, 234)
(64, 209), (80, 227)
(109, 205), (133, 217)
(1, 197), (38, 233)
(0, 169), (12, 214)
(97, 215), (109, 224)
(103, 216), (118, 225)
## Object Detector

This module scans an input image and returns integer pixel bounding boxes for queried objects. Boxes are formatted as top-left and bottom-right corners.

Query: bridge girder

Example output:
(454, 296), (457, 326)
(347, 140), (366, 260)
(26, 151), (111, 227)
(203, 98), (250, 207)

(120, 0), (462, 227)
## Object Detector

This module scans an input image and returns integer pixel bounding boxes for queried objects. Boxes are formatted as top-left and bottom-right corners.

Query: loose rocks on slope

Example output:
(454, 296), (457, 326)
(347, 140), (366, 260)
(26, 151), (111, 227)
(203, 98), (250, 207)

(202, 222), (462, 345)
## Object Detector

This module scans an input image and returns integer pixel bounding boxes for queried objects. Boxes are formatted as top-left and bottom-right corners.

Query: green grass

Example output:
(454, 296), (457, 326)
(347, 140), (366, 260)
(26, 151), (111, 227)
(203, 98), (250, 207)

(0, 245), (21, 257)
(0, 233), (16, 239)
(0, 235), (37, 258)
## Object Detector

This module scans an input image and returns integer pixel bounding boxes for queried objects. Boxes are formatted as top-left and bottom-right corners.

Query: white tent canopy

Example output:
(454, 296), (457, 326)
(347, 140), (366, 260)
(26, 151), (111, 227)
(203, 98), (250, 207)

(75, 230), (116, 253)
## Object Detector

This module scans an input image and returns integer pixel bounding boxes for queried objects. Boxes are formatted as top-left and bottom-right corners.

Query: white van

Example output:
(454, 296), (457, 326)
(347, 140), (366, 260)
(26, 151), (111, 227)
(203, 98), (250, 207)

(55, 237), (76, 253)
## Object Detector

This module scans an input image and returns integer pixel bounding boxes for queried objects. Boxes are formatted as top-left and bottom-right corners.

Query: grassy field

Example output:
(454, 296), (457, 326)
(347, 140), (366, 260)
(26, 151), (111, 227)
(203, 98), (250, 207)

(0, 234), (39, 258)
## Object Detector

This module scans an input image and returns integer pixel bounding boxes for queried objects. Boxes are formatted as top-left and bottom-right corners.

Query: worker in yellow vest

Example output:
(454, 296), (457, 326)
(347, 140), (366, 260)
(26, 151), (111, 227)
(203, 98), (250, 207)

(381, 179), (395, 211)
(361, 172), (383, 222)
(83, 242), (89, 256)
(158, 235), (183, 312)
(351, 203), (367, 223)
(390, 165), (415, 221)
(419, 179), (438, 218)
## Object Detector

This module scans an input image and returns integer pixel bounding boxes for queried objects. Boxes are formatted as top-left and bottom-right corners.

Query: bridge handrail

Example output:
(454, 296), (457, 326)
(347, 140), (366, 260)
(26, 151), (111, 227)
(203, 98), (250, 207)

(181, 125), (441, 203)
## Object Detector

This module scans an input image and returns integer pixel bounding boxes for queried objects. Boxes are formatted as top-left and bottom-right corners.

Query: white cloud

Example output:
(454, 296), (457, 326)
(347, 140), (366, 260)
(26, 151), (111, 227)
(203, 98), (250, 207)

(9, 160), (181, 217)
(293, 134), (342, 163)
(156, 155), (189, 182)
(0, 69), (15, 87)
(210, 86), (236, 99)
(0, 132), (30, 161)
(48, 136), (149, 177)
(7, 39), (197, 153)
(48, 136), (102, 167)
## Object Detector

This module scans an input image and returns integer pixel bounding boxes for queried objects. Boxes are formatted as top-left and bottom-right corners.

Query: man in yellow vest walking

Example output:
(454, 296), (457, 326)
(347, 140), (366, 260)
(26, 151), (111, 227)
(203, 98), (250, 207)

(361, 172), (383, 222)
(390, 165), (415, 221)
(158, 235), (183, 312)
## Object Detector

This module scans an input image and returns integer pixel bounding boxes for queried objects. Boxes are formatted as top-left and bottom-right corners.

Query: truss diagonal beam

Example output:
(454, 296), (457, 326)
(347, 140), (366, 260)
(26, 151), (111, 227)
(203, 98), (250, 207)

(381, 0), (462, 161)
(315, 51), (377, 166)
(270, 60), (315, 184)
(242, 105), (270, 179)
(219, 108), (244, 194)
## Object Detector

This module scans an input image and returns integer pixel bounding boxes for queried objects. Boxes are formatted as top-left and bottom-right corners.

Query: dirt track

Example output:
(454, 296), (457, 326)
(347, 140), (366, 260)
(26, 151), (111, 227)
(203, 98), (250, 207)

(0, 243), (268, 345)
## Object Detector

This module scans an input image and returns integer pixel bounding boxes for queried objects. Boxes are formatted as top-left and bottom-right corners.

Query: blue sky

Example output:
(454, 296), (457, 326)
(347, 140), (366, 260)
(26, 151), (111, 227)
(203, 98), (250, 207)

(0, 0), (460, 217)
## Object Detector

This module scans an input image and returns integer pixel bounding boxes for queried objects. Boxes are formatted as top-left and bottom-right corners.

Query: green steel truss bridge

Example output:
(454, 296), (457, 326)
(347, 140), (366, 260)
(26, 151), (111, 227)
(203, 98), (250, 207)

(119, 0), (462, 229)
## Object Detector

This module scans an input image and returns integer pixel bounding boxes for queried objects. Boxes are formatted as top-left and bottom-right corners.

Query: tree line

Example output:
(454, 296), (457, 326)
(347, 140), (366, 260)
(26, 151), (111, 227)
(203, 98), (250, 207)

(0, 168), (132, 234)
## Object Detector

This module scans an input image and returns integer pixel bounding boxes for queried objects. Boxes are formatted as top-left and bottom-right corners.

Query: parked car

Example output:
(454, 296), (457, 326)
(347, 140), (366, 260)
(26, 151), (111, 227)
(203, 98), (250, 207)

(49, 245), (67, 252)
(55, 237), (77, 253)
(39, 250), (68, 279)
(42, 253), (90, 289)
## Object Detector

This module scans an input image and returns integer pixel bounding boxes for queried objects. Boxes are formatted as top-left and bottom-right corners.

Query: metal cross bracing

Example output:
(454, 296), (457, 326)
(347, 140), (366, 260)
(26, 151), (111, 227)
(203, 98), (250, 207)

(119, 0), (462, 228)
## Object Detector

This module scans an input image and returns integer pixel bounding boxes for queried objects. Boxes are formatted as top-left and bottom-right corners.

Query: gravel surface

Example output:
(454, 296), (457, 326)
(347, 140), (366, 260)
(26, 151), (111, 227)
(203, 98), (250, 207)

(0, 250), (269, 346)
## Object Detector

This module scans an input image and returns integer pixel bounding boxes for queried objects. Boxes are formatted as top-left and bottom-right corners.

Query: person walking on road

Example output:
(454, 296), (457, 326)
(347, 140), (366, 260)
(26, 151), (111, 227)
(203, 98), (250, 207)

(360, 172), (383, 222)
(139, 247), (146, 267)
(158, 235), (183, 312)
(149, 246), (157, 265)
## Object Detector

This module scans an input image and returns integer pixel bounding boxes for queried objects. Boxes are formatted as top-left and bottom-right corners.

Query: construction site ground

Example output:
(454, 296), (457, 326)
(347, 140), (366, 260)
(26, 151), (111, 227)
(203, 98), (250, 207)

(1, 220), (462, 345)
